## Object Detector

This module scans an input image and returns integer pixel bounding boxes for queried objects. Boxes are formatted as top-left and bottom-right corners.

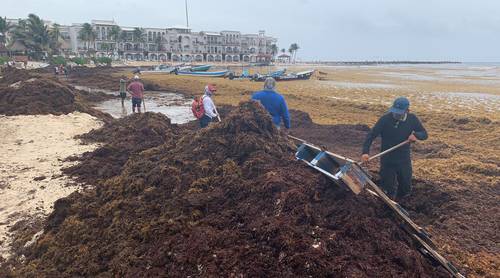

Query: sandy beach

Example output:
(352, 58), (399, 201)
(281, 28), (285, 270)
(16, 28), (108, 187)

(0, 112), (102, 258)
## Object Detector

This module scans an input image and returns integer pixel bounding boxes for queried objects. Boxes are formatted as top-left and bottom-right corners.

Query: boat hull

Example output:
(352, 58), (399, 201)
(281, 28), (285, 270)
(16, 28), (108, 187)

(191, 65), (211, 72)
(175, 70), (229, 77)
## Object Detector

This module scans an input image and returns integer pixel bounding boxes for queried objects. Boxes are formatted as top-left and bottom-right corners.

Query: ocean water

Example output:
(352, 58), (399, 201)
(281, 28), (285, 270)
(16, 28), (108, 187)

(93, 91), (194, 123)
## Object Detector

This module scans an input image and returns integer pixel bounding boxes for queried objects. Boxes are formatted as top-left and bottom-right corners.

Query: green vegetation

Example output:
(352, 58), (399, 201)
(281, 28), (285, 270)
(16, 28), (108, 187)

(94, 56), (112, 66)
(0, 17), (13, 46)
(0, 56), (9, 65)
(51, 55), (66, 65)
(71, 57), (88, 65)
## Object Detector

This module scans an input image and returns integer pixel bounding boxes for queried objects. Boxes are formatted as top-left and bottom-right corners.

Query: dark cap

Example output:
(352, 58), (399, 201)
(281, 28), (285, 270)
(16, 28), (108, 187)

(389, 97), (410, 114)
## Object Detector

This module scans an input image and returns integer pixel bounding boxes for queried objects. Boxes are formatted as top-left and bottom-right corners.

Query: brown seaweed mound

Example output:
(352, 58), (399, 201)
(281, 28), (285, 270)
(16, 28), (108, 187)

(0, 67), (40, 85)
(12, 101), (447, 277)
(0, 69), (113, 121)
(63, 112), (178, 185)
(0, 78), (77, 116)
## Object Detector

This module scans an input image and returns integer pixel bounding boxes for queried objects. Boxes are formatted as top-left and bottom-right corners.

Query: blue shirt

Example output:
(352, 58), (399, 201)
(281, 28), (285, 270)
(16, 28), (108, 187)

(251, 90), (291, 129)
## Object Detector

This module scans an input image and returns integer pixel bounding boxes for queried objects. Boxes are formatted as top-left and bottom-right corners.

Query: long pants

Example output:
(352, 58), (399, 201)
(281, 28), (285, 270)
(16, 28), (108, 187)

(199, 115), (213, 128)
(380, 160), (412, 199)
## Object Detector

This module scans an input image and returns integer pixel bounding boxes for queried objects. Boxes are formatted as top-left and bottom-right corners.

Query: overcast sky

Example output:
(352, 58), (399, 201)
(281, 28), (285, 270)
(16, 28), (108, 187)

(3, 0), (500, 62)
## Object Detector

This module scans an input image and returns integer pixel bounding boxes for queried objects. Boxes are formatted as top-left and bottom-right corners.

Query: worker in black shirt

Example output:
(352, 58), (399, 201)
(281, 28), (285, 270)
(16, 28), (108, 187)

(361, 97), (428, 200)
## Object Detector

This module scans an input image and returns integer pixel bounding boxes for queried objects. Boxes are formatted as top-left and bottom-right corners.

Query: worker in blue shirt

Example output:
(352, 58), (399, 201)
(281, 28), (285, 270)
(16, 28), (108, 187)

(251, 77), (291, 130)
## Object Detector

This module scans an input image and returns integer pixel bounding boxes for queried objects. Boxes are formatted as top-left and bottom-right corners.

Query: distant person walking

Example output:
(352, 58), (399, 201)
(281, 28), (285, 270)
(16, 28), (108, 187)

(127, 75), (145, 113)
(119, 76), (128, 107)
(361, 97), (428, 200)
(251, 77), (291, 130)
(63, 66), (69, 78)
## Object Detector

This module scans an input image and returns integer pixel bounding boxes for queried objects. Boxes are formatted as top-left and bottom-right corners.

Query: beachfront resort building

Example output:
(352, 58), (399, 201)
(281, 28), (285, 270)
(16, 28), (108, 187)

(5, 18), (278, 63)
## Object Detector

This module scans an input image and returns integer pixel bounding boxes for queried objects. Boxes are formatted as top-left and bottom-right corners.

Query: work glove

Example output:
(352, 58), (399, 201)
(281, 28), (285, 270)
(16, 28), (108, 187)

(361, 154), (370, 163)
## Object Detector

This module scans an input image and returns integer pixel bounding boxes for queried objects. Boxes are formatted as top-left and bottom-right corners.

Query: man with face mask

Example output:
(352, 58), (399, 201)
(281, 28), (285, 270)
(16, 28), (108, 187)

(361, 97), (428, 200)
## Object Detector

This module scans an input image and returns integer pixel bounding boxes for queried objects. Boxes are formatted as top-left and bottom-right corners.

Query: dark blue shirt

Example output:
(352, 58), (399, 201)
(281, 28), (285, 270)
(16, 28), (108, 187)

(251, 90), (291, 129)
(363, 113), (428, 163)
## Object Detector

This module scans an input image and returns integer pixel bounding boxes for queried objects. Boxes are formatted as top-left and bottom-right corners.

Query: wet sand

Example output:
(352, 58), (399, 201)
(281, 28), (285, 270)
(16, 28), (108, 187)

(0, 112), (102, 259)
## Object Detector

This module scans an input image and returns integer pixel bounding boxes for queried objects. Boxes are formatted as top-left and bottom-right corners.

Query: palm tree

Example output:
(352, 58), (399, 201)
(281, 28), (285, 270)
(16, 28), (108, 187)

(0, 17), (12, 46)
(118, 30), (129, 57)
(10, 19), (28, 43)
(49, 23), (61, 54)
(78, 23), (96, 55)
(50, 23), (60, 40)
(133, 27), (145, 50)
(155, 35), (164, 52)
(281, 48), (286, 54)
(270, 43), (278, 57)
(289, 43), (300, 63)
(109, 25), (121, 52)
(78, 23), (91, 51)
(119, 30), (129, 45)
(10, 14), (52, 59)
(26, 14), (51, 51)
(101, 42), (110, 56)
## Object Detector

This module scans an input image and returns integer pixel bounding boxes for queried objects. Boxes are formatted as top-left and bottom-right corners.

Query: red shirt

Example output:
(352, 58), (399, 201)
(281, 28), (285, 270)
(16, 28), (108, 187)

(127, 81), (145, 99)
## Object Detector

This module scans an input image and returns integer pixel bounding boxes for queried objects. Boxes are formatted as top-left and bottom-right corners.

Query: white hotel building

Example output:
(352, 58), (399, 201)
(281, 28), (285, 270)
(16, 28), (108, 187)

(61, 20), (278, 63)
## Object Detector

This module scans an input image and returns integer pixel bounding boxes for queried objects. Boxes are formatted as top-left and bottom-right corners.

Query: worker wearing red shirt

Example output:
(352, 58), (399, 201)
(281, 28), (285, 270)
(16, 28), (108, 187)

(127, 75), (145, 113)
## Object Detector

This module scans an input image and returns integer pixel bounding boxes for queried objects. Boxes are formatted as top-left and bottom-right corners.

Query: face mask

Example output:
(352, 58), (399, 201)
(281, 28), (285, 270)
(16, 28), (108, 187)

(392, 112), (407, 121)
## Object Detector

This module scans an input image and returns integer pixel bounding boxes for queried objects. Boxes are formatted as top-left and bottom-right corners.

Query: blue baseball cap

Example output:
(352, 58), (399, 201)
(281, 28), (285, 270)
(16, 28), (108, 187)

(389, 97), (410, 114)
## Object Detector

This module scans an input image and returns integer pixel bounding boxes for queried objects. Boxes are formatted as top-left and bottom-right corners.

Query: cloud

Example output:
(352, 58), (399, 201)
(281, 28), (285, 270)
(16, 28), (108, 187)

(2, 0), (500, 61)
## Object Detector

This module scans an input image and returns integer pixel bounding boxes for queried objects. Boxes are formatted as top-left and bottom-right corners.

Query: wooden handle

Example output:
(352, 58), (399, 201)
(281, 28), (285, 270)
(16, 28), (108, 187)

(213, 107), (221, 122)
(287, 135), (306, 142)
(368, 140), (410, 161)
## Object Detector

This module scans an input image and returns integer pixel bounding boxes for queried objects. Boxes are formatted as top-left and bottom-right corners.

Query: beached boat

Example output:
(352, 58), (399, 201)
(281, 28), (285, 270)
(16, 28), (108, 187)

(175, 70), (229, 77)
(142, 67), (177, 74)
(275, 70), (315, 81)
(251, 70), (314, 81)
(190, 65), (212, 72)
(270, 69), (286, 77)
(142, 64), (181, 74)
